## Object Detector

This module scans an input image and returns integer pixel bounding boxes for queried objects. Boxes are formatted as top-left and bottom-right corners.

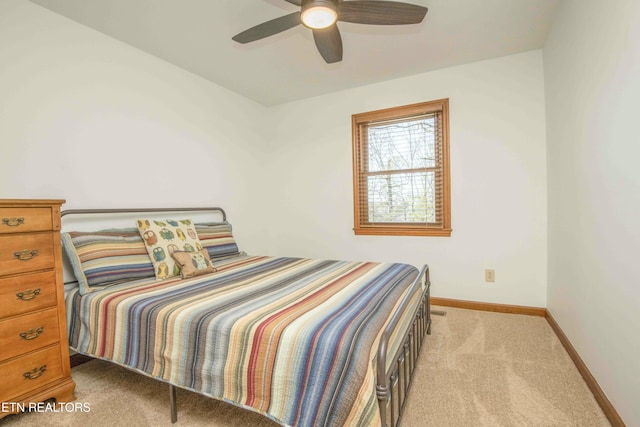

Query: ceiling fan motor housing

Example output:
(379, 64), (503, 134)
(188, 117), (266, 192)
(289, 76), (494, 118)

(301, 0), (338, 7)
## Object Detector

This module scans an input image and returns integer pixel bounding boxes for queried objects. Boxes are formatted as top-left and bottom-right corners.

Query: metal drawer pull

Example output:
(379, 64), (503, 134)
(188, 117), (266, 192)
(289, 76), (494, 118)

(19, 327), (44, 340)
(14, 249), (38, 261)
(16, 288), (41, 301)
(2, 217), (24, 227)
(23, 365), (47, 380)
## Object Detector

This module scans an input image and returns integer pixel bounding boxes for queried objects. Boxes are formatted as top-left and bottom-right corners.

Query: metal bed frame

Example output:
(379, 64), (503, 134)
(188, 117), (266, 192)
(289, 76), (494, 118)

(61, 206), (431, 427)
(377, 264), (431, 427)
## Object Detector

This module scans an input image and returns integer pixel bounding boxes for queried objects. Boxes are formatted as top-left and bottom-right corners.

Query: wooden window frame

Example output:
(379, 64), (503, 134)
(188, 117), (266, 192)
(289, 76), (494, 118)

(352, 99), (452, 237)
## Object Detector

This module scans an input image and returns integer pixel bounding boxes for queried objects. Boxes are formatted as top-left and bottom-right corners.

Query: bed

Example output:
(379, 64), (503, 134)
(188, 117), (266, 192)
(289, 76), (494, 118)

(60, 207), (431, 427)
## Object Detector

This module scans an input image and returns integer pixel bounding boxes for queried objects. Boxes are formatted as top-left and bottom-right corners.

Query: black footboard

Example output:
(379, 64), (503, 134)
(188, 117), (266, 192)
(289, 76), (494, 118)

(376, 264), (431, 427)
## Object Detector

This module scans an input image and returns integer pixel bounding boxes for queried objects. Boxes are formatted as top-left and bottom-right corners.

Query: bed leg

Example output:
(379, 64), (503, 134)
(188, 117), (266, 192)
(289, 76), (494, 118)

(169, 384), (177, 423)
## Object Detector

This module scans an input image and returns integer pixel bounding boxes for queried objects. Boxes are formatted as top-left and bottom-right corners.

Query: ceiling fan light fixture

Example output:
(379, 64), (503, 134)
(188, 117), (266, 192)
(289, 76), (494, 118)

(301, 1), (338, 29)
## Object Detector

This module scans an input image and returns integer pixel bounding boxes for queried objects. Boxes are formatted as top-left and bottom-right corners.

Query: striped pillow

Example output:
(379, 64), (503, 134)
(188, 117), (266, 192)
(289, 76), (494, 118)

(195, 222), (241, 260)
(61, 228), (155, 295)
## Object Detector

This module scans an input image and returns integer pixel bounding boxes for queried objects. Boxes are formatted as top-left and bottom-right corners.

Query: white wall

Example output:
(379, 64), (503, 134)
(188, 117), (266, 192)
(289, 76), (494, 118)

(544, 1), (640, 425)
(0, 0), (271, 254)
(266, 51), (548, 307)
(0, 2), (549, 308)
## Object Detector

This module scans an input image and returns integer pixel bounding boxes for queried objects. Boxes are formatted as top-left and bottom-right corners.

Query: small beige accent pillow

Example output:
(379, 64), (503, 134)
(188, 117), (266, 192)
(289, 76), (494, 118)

(171, 249), (216, 279)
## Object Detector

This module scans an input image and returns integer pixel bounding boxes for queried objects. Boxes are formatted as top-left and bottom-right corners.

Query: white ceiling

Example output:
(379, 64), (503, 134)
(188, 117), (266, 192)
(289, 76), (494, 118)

(28, 0), (560, 106)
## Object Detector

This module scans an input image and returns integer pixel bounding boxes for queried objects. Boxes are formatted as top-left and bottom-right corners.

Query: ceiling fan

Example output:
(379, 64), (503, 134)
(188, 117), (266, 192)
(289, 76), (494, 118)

(232, 0), (428, 64)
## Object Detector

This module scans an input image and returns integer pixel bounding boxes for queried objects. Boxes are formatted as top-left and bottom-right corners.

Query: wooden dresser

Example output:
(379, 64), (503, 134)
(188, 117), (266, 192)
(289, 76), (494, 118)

(0, 199), (75, 418)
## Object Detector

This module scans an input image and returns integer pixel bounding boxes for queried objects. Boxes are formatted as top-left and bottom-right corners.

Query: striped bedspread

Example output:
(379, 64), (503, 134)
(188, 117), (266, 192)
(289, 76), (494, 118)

(66, 255), (420, 426)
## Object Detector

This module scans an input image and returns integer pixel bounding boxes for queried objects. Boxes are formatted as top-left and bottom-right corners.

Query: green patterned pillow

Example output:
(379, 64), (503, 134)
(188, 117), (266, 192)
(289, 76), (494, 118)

(136, 219), (203, 280)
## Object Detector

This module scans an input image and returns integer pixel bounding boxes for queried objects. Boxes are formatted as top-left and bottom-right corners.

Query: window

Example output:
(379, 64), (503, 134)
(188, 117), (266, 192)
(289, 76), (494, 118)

(352, 99), (451, 236)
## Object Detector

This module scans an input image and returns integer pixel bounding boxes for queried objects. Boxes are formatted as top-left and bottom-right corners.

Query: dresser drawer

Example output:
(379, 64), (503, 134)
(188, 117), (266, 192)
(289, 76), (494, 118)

(0, 345), (63, 402)
(0, 207), (53, 234)
(0, 308), (60, 362)
(0, 233), (55, 276)
(0, 271), (58, 318)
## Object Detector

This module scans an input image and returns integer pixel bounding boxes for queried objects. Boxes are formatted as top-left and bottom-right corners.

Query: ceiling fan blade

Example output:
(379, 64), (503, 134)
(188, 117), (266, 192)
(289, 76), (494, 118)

(338, 1), (428, 25)
(232, 12), (301, 44)
(284, 0), (302, 5)
(313, 25), (343, 64)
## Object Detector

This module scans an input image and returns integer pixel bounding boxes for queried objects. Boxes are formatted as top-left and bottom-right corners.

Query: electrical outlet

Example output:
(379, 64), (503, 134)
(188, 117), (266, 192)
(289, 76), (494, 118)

(485, 269), (495, 283)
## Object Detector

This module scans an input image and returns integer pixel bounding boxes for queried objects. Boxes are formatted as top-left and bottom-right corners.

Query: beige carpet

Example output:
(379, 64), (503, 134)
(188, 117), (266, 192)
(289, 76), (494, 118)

(1, 306), (610, 426)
